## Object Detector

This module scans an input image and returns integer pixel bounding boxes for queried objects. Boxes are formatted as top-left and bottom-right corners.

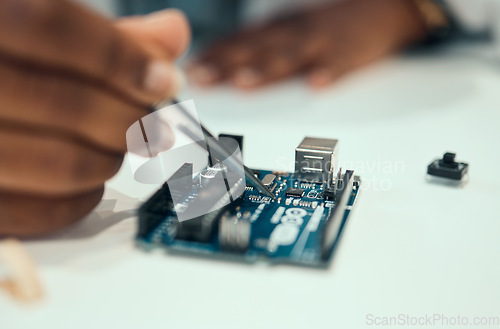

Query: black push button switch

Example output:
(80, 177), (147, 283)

(427, 152), (468, 180)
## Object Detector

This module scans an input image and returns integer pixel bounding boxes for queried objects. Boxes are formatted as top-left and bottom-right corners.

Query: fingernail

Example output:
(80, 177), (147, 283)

(308, 69), (331, 88)
(145, 61), (173, 94)
(145, 9), (184, 24)
(188, 64), (219, 84)
(170, 66), (184, 97)
(233, 68), (262, 88)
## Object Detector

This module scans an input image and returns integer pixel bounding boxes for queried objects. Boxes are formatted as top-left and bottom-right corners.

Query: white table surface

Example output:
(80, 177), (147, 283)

(2, 46), (500, 329)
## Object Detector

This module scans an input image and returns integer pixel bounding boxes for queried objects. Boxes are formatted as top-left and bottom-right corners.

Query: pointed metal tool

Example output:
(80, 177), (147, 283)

(148, 99), (276, 200)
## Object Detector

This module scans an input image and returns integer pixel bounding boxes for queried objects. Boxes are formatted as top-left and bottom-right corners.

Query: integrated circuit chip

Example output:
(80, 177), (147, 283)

(285, 187), (305, 197)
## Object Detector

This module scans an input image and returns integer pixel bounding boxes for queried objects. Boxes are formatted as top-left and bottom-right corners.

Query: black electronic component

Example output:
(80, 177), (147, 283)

(250, 169), (261, 178)
(175, 207), (226, 243)
(427, 152), (468, 180)
(167, 163), (193, 198)
(148, 161), (244, 244)
(175, 167), (244, 243)
(137, 183), (174, 238)
(306, 191), (318, 199)
(323, 189), (335, 200)
(324, 169), (349, 200)
(218, 133), (244, 155)
(285, 187), (305, 197)
(321, 170), (355, 260)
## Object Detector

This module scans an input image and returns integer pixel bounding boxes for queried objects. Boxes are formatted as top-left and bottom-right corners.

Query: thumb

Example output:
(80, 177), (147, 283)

(116, 9), (191, 61)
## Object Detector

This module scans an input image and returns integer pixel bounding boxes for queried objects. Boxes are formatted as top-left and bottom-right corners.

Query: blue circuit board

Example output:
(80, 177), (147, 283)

(137, 168), (360, 267)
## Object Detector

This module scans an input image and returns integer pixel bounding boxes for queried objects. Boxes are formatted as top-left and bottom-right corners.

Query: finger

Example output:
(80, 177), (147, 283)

(0, 128), (122, 196)
(0, 57), (174, 153)
(306, 57), (352, 88)
(0, 187), (104, 237)
(306, 44), (381, 88)
(187, 44), (260, 86)
(230, 37), (322, 89)
(0, 0), (183, 104)
(186, 25), (280, 85)
(116, 9), (191, 60)
(230, 53), (305, 89)
(188, 23), (315, 86)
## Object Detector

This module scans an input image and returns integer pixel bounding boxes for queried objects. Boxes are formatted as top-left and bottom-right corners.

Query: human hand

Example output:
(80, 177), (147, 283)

(0, 0), (189, 236)
(188, 0), (427, 89)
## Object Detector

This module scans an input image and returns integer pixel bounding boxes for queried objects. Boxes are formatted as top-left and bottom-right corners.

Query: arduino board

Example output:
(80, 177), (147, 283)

(137, 136), (360, 267)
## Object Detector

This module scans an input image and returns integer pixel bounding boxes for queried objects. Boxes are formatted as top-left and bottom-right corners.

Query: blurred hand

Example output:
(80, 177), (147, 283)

(188, 0), (427, 89)
(0, 0), (189, 236)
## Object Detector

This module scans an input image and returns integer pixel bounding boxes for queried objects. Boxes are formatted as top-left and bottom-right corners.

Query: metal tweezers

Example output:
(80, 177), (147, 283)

(146, 99), (276, 200)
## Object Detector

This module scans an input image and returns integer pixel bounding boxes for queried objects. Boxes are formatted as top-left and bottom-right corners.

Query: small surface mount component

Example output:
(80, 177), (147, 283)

(137, 136), (361, 268)
(261, 174), (276, 188)
(306, 191), (317, 199)
(261, 174), (277, 193)
(285, 187), (305, 197)
(427, 152), (468, 180)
